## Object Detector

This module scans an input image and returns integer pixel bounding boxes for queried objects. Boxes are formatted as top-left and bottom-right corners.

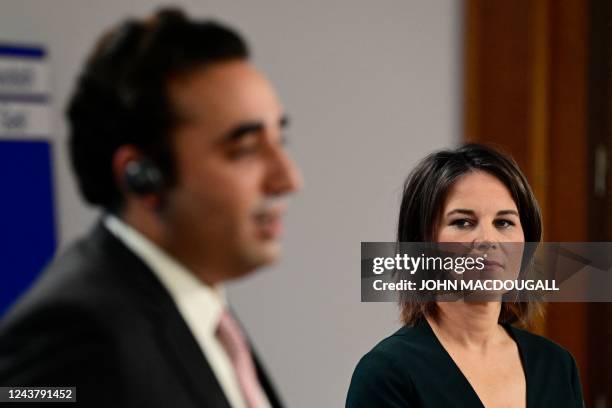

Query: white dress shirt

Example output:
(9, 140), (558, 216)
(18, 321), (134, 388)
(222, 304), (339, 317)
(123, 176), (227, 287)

(104, 215), (270, 408)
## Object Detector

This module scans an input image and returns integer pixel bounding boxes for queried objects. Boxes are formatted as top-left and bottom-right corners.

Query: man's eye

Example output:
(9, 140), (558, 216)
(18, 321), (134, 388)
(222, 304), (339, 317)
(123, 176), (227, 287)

(494, 219), (515, 229)
(450, 219), (473, 229)
(227, 141), (260, 159)
(228, 147), (257, 159)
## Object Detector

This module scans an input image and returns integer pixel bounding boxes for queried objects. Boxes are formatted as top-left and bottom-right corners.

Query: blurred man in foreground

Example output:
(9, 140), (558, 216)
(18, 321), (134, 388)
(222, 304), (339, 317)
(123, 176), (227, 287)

(0, 8), (301, 407)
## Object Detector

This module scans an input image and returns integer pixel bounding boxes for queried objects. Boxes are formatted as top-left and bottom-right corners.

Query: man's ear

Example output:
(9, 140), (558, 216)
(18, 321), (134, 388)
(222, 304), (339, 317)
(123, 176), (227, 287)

(112, 145), (162, 210)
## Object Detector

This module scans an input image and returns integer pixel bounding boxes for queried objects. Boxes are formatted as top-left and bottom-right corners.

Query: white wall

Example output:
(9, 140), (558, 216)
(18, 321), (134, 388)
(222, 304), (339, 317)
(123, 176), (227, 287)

(0, 0), (461, 406)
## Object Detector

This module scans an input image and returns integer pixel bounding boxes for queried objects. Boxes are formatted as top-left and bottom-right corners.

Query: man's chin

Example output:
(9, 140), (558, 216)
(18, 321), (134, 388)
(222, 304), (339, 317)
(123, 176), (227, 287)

(241, 241), (283, 270)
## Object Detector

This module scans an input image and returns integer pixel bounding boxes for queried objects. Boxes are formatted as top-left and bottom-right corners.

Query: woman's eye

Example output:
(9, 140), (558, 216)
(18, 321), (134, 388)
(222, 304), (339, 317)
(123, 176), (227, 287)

(451, 219), (473, 229)
(494, 219), (515, 228)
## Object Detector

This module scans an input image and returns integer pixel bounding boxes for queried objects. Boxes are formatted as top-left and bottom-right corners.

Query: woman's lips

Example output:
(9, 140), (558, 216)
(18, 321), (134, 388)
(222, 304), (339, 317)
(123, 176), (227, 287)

(482, 259), (504, 271)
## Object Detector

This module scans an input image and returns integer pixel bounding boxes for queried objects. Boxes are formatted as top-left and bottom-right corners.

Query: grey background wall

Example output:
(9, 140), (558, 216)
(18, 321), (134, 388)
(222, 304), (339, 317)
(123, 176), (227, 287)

(0, 0), (460, 406)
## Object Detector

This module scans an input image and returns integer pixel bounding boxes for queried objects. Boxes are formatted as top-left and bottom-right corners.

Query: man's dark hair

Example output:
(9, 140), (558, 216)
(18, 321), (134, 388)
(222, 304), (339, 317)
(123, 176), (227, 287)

(67, 8), (249, 211)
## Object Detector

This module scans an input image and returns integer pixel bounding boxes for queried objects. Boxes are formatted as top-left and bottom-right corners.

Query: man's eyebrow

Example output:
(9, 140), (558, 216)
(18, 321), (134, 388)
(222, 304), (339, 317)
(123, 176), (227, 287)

(222, 114), (290, 142)
(223, 121), (265, 142)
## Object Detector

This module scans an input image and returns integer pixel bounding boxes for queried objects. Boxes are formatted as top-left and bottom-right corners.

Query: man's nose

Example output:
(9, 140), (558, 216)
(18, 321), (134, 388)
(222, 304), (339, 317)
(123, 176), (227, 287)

(265, 145), (303, 195)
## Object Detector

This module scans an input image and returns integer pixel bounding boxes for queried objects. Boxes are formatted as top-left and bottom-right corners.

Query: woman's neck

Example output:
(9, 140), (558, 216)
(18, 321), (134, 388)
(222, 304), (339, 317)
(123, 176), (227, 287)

(427, 302), (507, 350)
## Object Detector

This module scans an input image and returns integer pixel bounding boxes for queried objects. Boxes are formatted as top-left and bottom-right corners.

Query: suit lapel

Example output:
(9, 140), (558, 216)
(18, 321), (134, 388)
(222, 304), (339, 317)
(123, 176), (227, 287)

(252, 350), (284, 408)
(92, 221), (232, 408)
(157, 307), (232, 408)
(94, 220), (285, 408)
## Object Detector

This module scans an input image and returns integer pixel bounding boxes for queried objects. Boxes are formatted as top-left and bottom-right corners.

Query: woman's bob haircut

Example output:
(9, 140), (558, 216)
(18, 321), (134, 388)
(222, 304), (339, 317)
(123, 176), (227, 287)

(397, 143), (543, 327)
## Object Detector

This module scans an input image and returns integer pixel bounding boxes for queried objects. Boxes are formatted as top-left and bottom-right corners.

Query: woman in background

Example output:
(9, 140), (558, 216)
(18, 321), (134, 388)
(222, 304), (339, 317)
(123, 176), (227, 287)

(346, 144), (583, 407)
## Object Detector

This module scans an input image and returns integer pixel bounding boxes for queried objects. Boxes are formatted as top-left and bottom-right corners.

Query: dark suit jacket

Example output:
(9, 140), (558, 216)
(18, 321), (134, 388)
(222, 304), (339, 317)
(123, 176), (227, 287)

(0, 221), (284, 407)
(346, 318), (584, 407)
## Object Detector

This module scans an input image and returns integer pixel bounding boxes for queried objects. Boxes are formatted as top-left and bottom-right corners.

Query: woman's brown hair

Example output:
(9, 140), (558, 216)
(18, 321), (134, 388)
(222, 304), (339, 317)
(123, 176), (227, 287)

(397, 143), (544, 328)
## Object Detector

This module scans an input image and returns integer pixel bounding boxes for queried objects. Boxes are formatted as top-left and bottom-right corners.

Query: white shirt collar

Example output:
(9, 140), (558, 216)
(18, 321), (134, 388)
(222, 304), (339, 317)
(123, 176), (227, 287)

(103, 214), (226, 335)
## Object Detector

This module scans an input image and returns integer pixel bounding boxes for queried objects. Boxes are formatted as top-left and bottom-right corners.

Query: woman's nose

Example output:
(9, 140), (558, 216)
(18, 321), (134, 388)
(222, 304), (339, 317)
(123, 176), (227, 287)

(472, 225), (498, 250)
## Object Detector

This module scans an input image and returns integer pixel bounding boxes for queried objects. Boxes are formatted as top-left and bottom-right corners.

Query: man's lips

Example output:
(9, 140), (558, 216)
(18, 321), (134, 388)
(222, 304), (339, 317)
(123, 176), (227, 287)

(254, 208), (285, 239)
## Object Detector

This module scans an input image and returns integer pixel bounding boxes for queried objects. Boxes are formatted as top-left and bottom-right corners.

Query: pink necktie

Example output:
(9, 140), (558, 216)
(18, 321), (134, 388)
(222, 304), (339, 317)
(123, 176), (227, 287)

(216, 310), (264, 408)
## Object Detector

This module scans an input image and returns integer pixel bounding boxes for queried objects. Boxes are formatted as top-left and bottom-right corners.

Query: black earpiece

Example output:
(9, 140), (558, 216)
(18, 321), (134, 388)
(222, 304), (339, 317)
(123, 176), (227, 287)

(123, 159), (164, 194)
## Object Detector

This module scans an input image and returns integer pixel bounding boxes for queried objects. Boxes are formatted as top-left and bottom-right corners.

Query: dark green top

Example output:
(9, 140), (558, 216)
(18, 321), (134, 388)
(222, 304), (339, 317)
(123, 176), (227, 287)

(346, 319), (583, 407)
